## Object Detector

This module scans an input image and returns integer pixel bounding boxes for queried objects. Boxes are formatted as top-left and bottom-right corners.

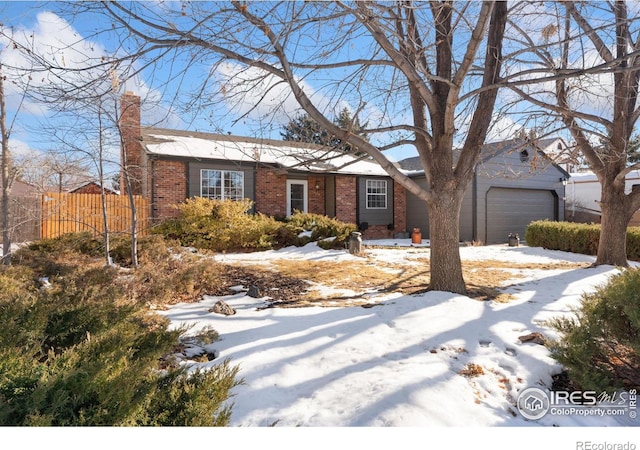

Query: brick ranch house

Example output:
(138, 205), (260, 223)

(119, 92), (406, 239)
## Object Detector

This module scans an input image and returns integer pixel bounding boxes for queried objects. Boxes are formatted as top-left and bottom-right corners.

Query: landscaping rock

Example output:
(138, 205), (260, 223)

(247, 285), (261, 298)
(209, 300), (236, 316)
(518, 332), (546, 345)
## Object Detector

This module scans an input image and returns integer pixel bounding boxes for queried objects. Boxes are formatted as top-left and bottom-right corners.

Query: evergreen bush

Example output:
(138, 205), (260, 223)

(154, 197), (281, 251)
(154, 198), (357, 251)
(548, 268), (640, 391)
(284, 212), (357, 249)
(0, 241), (241, 426)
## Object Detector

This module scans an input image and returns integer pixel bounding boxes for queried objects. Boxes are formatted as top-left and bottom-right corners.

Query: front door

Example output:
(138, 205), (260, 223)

(286, 180), (308, 216)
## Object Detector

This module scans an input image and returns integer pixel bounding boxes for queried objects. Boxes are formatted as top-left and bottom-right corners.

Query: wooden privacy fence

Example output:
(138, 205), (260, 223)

(41, 192), (149, 239)
(0, 195), (41, 243)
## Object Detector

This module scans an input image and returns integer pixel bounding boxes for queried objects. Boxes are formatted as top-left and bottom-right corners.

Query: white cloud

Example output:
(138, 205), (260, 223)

(214, 62), (311, 124)
(214, 62), (375, 127)
(487, 115), (523, 142)
(8, 138), (37, 158)
(1, 12), (107, 105)
(1, 11), (182, 129)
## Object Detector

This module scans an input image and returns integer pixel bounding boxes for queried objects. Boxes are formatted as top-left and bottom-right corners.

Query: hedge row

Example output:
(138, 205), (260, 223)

(525, 220), (640, 261)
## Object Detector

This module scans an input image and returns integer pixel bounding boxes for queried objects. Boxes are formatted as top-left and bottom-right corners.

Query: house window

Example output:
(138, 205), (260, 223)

(366, 179), (387, 209)
(201, 169), (244, 201)
(286, 179), (308, 216)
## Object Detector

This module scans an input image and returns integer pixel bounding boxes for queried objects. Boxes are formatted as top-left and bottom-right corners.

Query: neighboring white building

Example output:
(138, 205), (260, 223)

(535, 137), (586, 174)
(566, 170), (640, 225)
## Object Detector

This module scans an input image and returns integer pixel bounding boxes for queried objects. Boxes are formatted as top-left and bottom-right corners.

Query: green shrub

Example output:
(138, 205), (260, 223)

(525, 220), (640, 261)
(154, 197), (357, 252)
(129, 258), (226, 305)
(284, 212), (357, 250)
(0, 243), (241, 426)
(108, 233), (182, 267)
(24, 232), (103, 257)
(136, 361), (239, 426)
(154, 197), (281, 251)
(627, 227), (640, 262)
(548, 268), (640, 391)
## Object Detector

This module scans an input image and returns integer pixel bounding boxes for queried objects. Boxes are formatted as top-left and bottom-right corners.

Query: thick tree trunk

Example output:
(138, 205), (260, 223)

(428, 188), (466, 294)
(595, 181), (631, 267)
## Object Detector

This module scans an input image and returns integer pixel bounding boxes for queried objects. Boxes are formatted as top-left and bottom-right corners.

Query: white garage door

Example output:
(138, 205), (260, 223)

(486, 188), (555, 244)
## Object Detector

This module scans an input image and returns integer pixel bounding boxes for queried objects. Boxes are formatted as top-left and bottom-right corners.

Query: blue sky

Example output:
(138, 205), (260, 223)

(0, 1), (508, 167)
(1, 1), (633, 178)
(0, 3), (259, 162)
(1, 2), (389, 159)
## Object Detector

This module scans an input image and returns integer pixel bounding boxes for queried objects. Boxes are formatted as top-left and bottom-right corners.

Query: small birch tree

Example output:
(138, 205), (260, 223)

(0, 63), (12, 265)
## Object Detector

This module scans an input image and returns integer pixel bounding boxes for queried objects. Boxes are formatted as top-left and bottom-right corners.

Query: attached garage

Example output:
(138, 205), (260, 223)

(401, 138), (569, 245)
(485, 188), (556, 244)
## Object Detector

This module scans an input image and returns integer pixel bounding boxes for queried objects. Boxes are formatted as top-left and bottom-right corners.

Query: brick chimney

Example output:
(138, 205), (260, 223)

(119, 91), (145, 196)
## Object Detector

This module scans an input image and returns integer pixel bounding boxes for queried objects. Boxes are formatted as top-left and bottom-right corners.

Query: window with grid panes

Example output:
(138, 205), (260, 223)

(366, 179), (387, 209)
(201, 169), (244, 201)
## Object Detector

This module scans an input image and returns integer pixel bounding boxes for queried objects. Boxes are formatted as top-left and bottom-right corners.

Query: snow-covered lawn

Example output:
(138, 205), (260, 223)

(158, 241), (638, 439)
(14, 241), (638, 448)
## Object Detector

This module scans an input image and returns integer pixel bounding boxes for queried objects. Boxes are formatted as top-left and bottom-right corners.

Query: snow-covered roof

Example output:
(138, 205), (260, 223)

(569, 169), (640, 183)
(568, 171), (598, 182)
(140, 128), (390, 176)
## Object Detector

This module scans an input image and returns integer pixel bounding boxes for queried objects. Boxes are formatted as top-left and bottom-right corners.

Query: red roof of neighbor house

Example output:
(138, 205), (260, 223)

(69, 182), (118, 195)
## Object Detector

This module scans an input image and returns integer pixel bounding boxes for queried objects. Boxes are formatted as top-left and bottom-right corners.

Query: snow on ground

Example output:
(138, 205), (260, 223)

(14, 241), (639, 448)
(158, 241), (638, 440)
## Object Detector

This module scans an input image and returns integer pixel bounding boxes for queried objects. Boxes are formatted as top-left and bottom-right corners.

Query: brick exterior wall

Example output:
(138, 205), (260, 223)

(151, 159), (187, 221)
(119, 92), (146, 196)
(308, 175), (325, 215)
(335, 176), (357, 224)
(360, 180), (407, 240)
(255, 168), (287, 217)
(393, 180), (407, 234)
(117, 93), (408, 235)
(255, 171), (329, 217)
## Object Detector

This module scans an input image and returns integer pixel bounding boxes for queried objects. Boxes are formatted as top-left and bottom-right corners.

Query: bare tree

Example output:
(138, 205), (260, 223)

(0, 57), (33, 264)
(1, 12), (142, 268)
(1, 63), (12, 265)
(18, 151), (93, 193)
(30, 97), (129, 267)
(84, 0), (508, 294)
(508, 0), (640, 266)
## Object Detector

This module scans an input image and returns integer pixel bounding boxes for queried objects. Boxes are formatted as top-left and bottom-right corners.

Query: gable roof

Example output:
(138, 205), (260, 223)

(69, 182), (119, 195)
(140, 127), (390, 177)
(397, 137), (570, 178)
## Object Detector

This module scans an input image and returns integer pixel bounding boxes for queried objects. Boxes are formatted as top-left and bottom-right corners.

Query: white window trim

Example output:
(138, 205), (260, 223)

(286, 179), (308, 216)
(200, 169), (245, 200)
(366, 179), (388, 209)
